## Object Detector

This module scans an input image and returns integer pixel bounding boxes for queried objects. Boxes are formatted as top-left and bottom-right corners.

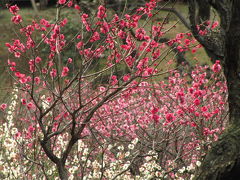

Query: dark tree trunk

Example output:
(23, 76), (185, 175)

(224, 1), (240, 127)
(197, 0), (211, 24)
(39, 0), (48, 9)
(57, 162), (69, 180)
(40, 139), (70, 179)
(188, 0), (240, 179)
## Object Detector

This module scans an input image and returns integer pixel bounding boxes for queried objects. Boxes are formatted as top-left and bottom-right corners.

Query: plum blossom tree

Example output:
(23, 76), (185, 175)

(0, 0), (230, 179)
(2, 1), (173, 179)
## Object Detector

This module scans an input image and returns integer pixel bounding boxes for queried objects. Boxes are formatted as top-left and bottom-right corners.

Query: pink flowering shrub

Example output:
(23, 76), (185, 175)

(0, 1), (227, 179)
(89, 62), (227, 179)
